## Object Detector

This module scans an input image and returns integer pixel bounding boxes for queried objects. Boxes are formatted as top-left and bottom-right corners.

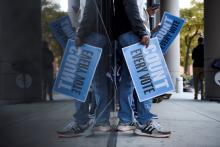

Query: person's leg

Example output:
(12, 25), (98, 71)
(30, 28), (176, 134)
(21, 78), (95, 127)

(67, 32), (108, 125)
(199, 68), (205, 99)
(118, 32), (139, 124)
(135, 99), (154, 124)
(117, 32), (170, 137)
(57, 99), (90, 138)
(118, 32), (154, 124)
(47, 69), (54, 101)
(84, 32), (111, 125)
(74, 100), (90, 124)
(193, 67), (199, 99)
(133, 90), (155, 123)
(57, 33), (111, 136)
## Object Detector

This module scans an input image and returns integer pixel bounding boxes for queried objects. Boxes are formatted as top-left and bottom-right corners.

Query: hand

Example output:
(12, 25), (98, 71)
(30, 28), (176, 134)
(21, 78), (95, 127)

(140, 35), (150, 48)
(151, 24), (161, 34)
(147, 7), (159, 16)
(75, 36), (83, 48)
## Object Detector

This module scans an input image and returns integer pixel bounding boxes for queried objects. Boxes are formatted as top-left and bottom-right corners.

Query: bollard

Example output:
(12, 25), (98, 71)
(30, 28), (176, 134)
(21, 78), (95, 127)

(176, 77), (183, 93)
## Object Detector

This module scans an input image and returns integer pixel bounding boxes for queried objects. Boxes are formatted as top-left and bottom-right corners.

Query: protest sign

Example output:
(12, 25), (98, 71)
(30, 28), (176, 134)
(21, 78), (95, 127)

(122, 37), (174, 102)
(153, 12), (185, 54)
(53, 39), (102, 102)
(49, 16), (75, 49)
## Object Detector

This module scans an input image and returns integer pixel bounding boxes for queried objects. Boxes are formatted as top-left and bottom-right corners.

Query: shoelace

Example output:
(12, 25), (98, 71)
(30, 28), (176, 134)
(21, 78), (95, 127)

(151, 121), (162, 131)
(142, 123), (155, 134)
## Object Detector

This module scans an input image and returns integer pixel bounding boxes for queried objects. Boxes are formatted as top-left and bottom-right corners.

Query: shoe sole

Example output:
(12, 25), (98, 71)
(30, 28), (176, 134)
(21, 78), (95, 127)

(152, 116), (159, 119)
(117, 126), (136, 132)
(93, 126), (112, 132)
(134, 129), (170, 138)
(158, 131), (171, 135)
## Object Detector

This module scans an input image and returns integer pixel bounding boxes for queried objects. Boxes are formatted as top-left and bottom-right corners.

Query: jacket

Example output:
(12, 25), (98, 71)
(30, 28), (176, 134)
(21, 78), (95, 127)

(76, 0), (114, 41)
(114, 0), (149, 38)
(192, 44), (204, 67)
(77, 0), (149, 41)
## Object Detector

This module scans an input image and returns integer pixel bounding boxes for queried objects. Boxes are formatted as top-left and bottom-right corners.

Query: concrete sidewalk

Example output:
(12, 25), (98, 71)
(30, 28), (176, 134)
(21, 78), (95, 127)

(1, 92), (220, 147)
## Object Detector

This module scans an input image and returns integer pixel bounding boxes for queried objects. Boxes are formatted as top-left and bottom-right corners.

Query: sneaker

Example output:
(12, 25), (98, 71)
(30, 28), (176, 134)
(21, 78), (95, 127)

(135, 121), (171, 138)
(151, 121), (171, 134)
(57, 121), (88, 138)
(117, 121), (137, 132)
(93, 123), (111, 132)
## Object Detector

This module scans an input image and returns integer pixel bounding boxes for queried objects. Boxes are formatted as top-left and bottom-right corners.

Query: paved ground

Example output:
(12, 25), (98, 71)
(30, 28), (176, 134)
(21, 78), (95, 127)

(1, 92), (220, 147)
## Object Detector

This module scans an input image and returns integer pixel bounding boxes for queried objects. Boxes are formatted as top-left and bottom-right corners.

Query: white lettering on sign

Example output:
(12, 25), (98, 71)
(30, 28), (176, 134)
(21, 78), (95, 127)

(156, 16), (181, 50)
(143, 45), (169, 89)
(58, 46), (93, 95)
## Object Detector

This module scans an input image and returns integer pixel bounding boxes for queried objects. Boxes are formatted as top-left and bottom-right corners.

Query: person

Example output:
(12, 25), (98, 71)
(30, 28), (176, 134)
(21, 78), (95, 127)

(58, 0), (171, 138)
(70, 0), (86, 30)
(114, 0), (170, 138)
(57, 0), (102, 138)
(73, 0), (98, 124)
(42, 41), (54, 101)
(132, 0), (160, 120)
(192, 37), (205, 100)
(137, 1), (160, 34)
(57, 0), (114, 137)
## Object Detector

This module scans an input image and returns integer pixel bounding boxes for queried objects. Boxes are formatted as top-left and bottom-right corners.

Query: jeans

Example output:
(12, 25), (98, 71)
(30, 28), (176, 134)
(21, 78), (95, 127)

(193, 67), (204, 98)
(74, 32), (111, 124)
(117, 32), (153, 124)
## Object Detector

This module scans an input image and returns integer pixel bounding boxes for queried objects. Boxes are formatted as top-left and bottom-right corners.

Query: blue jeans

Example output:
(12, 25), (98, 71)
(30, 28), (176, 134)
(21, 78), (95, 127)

(117, 32), (153, 124)
(74, 32), (110, 124)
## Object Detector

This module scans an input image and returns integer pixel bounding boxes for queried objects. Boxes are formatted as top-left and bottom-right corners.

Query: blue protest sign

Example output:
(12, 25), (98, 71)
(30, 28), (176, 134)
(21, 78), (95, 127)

(153, 12), (185, 54)
(122, 37), (174, 102)
(49, 16), (75, 49)
(53, 39), (102, 102)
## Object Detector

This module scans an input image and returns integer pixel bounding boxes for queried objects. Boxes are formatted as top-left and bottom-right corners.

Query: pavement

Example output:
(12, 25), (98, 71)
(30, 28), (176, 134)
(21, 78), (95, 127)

(1, 92), (220, 147)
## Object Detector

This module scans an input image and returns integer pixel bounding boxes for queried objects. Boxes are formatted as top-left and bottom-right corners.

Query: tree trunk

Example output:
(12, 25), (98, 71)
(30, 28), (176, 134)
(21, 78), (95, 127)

(184, 28), (200, 75)
(184, 47), (190, 75)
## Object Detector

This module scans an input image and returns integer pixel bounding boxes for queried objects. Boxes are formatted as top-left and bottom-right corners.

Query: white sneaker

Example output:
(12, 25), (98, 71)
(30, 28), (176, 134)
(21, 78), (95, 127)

(135, 121), (171, 138)
(57, 120), (88, 137)
(117, 122), (136, 132)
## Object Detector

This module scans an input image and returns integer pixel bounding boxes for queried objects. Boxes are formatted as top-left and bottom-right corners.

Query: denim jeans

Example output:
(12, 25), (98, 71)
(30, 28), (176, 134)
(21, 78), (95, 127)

(117, 32), (153, 124)
(74, 32), (111, 124)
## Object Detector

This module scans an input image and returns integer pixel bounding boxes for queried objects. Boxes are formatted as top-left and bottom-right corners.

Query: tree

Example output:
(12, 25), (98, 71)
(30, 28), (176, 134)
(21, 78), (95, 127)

(180, 0), (204, 75)
(41, 0), (67, 64)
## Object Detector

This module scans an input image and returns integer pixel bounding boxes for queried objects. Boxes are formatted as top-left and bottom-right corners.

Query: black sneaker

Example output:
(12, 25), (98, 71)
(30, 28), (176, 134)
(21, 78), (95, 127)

(135, 121), (171, 138)
(57, 121), (88, 138)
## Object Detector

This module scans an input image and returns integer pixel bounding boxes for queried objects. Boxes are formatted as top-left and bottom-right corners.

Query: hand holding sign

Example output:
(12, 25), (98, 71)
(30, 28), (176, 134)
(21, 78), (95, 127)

(122, 37), (174, 102)
(140, 35), (150, 47)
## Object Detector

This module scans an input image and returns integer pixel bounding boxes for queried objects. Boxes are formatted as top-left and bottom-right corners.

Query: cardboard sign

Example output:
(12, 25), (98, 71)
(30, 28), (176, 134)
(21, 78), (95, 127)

(53, 39), (102, 102)
(122, 37), (174, 102)
(49, 16), (75, 49)
(153, 12), (185, 54)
